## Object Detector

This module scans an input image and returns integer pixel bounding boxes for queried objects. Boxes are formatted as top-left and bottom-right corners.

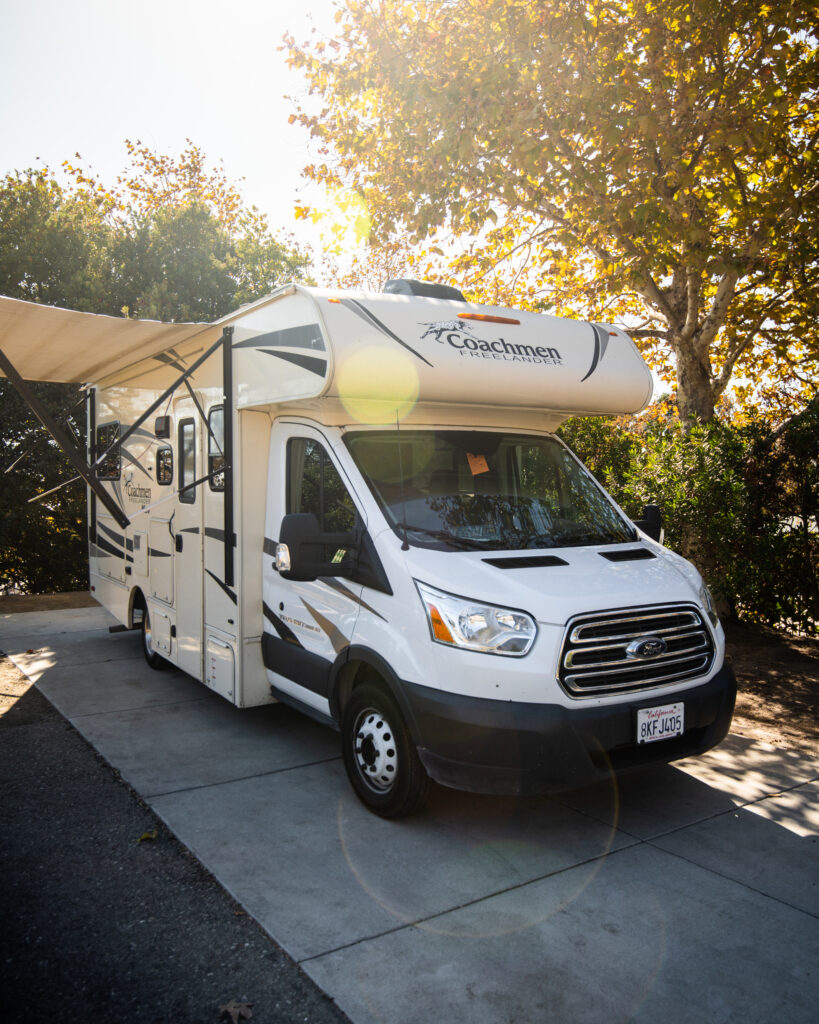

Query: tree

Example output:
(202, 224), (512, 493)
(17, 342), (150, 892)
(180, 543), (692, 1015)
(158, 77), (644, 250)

(286, 0), (819, 422)
(0, 168), (119, 314)
(0, 142), (313, 592)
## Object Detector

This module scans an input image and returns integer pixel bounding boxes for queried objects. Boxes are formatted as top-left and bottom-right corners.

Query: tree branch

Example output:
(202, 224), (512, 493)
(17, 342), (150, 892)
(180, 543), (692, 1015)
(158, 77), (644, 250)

(697, 269), (739, 352)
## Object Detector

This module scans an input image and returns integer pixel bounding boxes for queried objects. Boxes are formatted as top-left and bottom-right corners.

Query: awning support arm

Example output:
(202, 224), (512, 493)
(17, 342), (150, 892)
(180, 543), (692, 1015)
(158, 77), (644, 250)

(0, 347), (131, 530)
(93, 331), (226, 472)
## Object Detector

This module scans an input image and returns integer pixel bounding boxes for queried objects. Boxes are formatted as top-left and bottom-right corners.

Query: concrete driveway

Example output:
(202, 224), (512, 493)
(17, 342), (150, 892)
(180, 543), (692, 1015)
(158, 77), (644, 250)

(2, 604), (817, 1023)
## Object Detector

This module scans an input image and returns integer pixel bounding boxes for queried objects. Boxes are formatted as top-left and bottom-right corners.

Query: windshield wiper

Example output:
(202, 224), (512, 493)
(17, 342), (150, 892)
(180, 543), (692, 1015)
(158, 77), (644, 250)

(402, 524), (494, 551)
(521, 532), (558, 549)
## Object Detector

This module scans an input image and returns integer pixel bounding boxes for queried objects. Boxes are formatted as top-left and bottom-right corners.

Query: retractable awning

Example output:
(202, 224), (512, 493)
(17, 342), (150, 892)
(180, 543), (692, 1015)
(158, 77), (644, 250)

(0, 295), (214, 384)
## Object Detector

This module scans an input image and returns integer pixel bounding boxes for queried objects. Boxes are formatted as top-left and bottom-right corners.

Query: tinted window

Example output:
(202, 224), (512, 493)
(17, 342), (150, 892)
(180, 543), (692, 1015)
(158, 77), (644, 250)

(178, 419), (196, 504)
(156, 446), (173, 485)
(95, 422), (121, 480)
(208, 406), (225, 491)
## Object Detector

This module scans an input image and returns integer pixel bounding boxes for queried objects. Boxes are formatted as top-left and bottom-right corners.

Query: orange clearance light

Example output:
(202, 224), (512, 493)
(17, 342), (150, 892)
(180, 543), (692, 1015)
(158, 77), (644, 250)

(459, 312), (520, 326)
(328, 297), (341, 303)
(429, 604), (455, 644)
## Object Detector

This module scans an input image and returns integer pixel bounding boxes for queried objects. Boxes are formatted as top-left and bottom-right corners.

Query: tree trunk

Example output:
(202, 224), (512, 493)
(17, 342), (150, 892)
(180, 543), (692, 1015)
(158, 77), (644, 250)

(674, 342), (716, 424)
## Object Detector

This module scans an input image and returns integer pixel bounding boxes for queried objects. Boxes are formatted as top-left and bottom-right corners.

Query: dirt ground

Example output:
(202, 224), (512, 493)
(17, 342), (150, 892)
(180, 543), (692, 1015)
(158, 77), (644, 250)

(0, 592), (816, 755)
(723, 621), (817, 757)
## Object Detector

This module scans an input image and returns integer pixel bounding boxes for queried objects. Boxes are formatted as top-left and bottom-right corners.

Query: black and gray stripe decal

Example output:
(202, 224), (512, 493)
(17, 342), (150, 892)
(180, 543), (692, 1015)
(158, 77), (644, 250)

(234, 325), (325, 353)
(97, 521), (125, 548)
(339, 298), (434, 367)
(148, 547), (172, 558)
(91, 531), (126, 560)
(262, 601), (302, 647)
(581, 323), (611, 382)
(317, 577), (387, 622)
(123, 426), (157, 441)
(121, 448), (153, 479)
(204, 527), (237, 546)
(206, 569), (237, 605)
(302, 600), (350, 655)
(258, 350), (327, 377)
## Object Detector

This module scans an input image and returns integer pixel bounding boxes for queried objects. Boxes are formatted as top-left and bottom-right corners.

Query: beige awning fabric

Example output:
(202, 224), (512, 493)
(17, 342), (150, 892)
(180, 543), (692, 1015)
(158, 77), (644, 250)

(0, 296), (219, 384)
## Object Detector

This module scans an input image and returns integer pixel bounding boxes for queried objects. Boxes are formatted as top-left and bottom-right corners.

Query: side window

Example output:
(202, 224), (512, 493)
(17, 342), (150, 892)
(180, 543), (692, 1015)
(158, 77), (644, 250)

(208, 406), (225, 491)
(287, 438), (356, 533)
(96, 422), (121, 480)
(178, 419), (196, 504)
(156, 446), (173, 485)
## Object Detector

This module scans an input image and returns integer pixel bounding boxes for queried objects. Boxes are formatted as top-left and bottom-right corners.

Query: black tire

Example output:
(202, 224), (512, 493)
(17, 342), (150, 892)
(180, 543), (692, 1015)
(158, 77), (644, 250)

(141, 606), (166, 671)
(341, 683), (431, 819)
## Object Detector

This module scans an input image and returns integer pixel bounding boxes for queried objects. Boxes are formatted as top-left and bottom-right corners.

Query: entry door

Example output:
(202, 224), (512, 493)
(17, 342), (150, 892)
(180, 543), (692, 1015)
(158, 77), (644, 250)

(173, 400), (204, 679)
(263, 422), (365, 716)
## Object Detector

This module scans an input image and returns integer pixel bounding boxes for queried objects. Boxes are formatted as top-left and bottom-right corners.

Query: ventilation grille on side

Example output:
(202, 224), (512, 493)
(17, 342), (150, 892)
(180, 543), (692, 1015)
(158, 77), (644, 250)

(558, 604), (714, 697)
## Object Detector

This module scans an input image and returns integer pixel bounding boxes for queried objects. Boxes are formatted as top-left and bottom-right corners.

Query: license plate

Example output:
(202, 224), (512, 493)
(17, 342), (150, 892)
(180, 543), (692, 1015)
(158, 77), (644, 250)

(637, 702), (684, 744)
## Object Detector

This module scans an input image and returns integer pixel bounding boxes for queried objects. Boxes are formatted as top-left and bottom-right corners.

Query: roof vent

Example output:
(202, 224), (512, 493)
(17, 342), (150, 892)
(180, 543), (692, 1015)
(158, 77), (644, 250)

(383, 279), (466, 302)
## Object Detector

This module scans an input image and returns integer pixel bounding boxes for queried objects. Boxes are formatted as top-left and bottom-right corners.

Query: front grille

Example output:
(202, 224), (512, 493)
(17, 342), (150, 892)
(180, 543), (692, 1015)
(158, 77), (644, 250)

(558, 604), (715, 697)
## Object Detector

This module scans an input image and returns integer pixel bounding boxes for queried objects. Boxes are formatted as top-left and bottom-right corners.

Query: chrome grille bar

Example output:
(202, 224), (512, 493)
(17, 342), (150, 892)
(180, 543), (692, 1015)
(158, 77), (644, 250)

(570, 610), (700, 644)
(559, 604), (715, 698)
(565, 631), (709, 669)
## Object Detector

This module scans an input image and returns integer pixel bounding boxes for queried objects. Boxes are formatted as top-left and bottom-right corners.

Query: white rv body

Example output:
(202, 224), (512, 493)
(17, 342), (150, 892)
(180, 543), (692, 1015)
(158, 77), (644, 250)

(0, 284), (735, 815)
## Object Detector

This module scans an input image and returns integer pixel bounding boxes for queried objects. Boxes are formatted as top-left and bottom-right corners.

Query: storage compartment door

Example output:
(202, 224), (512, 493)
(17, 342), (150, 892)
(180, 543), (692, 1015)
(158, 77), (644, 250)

(205, 634), (236, 702)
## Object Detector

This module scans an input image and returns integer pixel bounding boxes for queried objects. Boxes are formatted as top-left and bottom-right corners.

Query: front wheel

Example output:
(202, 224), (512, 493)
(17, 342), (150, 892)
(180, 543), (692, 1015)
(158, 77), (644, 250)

(341, 683), (431, 819)
(141, 606), (166, 671)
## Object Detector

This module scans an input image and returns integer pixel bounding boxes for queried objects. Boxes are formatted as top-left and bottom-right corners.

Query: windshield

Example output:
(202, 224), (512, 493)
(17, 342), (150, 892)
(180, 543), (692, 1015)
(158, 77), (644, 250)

(344, 430), (634, 551)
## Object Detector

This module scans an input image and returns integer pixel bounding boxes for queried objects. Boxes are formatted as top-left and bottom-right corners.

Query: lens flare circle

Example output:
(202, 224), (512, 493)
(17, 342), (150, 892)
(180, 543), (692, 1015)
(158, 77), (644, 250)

(336, 344), (420, 424)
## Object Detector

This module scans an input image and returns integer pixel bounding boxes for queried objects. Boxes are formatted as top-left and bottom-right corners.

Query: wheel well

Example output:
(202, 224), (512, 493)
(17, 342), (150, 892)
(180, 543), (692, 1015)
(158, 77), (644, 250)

(333, 660), (383, 719)
(331, 653), (421, 744)
(129, 588), (147, 629)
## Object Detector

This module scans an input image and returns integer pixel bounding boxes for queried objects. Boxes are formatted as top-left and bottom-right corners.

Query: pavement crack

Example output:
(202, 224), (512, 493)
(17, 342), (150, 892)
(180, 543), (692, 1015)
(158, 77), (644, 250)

(297, 842), (640, 965)
(146, 755), (343, 799)
(645, 843), (819, 922)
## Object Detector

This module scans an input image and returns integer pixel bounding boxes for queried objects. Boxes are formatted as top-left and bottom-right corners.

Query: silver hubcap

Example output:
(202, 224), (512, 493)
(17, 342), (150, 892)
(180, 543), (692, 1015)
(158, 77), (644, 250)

(353, 707), (398, 792)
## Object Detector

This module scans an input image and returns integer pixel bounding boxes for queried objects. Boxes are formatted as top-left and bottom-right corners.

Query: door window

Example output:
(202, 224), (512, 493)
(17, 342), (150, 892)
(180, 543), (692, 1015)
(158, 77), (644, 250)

(287, 438), (355, 533)
(178, 419), (196, 504)
(208, 406), (225, 491)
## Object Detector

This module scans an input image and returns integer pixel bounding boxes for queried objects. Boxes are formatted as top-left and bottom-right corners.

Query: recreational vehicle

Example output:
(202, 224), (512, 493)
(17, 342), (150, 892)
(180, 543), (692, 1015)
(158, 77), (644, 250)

(0, 280), (736, 817)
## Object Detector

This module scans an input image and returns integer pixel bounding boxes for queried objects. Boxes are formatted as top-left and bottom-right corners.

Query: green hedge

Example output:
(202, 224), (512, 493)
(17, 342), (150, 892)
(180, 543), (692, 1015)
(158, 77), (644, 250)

(559, 403), (819, 635)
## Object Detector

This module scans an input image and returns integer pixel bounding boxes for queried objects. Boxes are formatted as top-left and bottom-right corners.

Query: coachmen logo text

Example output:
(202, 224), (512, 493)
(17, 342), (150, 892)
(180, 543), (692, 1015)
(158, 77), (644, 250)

(126, 483), (152, 504)
(420, 320), (562, 366)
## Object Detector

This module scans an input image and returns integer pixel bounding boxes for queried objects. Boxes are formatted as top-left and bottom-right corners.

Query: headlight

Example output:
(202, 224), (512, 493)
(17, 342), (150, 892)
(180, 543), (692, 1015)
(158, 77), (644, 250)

(699, 583), (719, 627)
(415, 581), (537, 656)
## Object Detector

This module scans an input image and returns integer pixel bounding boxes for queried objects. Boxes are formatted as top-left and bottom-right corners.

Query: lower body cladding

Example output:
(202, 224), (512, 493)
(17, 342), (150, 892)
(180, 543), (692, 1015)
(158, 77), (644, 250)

(400, 664), (737, 795)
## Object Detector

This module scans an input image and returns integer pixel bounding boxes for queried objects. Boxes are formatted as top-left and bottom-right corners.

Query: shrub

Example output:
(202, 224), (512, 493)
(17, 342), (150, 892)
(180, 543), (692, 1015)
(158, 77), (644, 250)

(560, 405), (818, 635)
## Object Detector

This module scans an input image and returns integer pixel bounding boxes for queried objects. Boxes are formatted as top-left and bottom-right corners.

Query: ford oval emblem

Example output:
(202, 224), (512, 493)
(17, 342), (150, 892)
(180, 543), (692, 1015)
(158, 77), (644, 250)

(626, 636), (668, 660)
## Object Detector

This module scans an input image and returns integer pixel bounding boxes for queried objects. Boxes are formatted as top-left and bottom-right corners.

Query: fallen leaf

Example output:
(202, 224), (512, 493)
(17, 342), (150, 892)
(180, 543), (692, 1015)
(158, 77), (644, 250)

(137, 829), (158, 843)
(220, 1001), (253, 1024)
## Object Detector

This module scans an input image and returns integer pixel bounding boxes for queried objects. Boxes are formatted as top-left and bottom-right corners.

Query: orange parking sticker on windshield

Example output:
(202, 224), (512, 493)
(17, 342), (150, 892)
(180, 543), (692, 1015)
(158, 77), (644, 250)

(467, 453), (489, 475)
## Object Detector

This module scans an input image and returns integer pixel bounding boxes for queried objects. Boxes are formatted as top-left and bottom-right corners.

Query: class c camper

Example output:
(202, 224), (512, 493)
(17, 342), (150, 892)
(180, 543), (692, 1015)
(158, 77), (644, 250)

(0, 280), (736, 817)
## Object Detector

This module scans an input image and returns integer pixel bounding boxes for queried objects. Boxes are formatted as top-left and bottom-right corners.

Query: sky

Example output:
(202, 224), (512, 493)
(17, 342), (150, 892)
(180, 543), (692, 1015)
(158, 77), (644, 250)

(0, 0), (341, 251)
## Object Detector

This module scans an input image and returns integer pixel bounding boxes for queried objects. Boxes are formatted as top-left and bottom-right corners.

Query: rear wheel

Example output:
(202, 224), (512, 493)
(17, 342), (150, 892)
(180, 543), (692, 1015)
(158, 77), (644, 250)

(341, 683), (430, 819)
(141, 606), (166, 670)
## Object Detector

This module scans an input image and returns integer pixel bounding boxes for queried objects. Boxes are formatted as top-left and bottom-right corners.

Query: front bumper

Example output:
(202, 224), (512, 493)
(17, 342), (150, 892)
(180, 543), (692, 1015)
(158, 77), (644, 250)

(403, 662), (737, 795)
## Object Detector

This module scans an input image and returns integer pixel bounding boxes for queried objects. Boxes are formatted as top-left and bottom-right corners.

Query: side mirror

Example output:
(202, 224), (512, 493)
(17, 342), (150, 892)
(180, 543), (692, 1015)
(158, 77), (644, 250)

(634, 504), (663, 543)
(276, 513), (359, 582)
